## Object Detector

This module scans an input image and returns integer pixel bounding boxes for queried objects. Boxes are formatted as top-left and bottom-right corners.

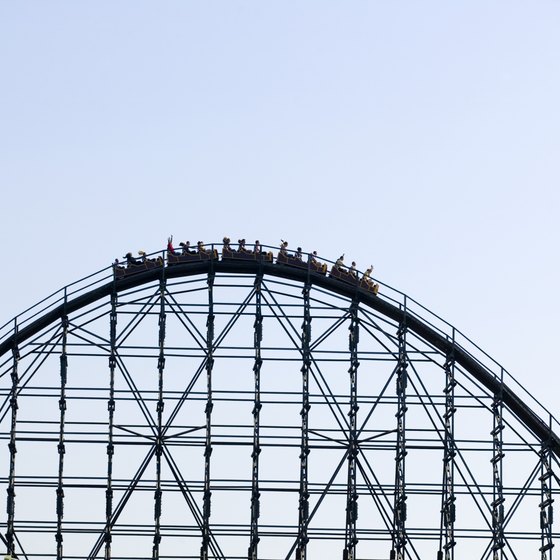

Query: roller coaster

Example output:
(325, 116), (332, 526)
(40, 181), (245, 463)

(0, 241), (557, 560)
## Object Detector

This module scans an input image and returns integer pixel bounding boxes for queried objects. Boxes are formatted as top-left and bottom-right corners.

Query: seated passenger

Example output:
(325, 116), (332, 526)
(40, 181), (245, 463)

(223, 237), (232, 252)
(138, 250), (147, 262)
(363, 264), (377, 288)
(238, 238), (248, 252)
(124, 252), (140, 267)
(310, 250), (319, 264)
(254, 240), (261, 254)
(295, 247), (303, 260)
(197, 241), (206, 254)
(179, 241), (193, 255)
(363, 265), (374, 280)
(335, 254), (345, 270)
(349, 261), (357, 278)
(280, 240), (288, 256)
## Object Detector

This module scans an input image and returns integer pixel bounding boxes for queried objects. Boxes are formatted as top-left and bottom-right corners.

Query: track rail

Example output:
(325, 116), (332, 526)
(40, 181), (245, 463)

(1, 253), (558, 462)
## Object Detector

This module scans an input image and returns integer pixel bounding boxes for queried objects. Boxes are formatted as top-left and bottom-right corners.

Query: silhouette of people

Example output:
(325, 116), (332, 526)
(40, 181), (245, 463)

(180, 241), (194, 255)
(124, 252), (140, 267)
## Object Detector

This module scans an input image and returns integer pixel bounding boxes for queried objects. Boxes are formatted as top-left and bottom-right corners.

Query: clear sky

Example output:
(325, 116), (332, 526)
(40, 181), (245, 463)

(1, 0), (559, 419)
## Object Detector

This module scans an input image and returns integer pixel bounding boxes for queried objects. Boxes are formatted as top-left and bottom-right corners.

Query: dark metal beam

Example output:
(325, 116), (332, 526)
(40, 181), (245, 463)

(296, 282), (311, 560)
(248, 274), (263, 560)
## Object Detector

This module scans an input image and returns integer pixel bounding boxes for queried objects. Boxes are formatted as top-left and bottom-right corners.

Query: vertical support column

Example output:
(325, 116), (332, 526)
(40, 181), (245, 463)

(539, 419), (554, 559)
(391, 318), (408, 560)
(201, 271), (215, 560)
(296, 282), (312, 560)
(153, 277), (167, 560)
(5, 321), (19, 557)
(248, 274), (263, 560)
(438, 346), (457, 560)
(343, 300), (359, 560)
(105, 290), (118, 560)
(491, 370), (505, 559)
(56, 310), (69, 560)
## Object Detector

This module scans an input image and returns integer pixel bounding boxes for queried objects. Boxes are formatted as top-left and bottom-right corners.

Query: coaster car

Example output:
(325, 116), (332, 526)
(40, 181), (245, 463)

(222, 246), (273, 262)
(167, 249), (218, 265)
(359, 278), (380, 295)
(276, 252), (328, 275)
(330, 266), (380, 295)
(114, 257), (163, 279)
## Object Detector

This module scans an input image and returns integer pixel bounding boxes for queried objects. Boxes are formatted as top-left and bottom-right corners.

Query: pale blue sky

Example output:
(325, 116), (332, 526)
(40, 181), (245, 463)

(1, 1), (559, 415)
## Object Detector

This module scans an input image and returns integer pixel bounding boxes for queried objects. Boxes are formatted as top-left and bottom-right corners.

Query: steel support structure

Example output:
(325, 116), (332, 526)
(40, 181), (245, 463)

(540, 419), (554, 559)
(56, 308), (69, 560)
(201, 271), (215, 560)
(153, 276), (167, 559)
(0, 250), (559, 559)
(5, 323), (19, 558)
(438, 345), (457, 560)
(248, 273), (263, 560)
(296, 281), (312, 560)
(391, 318), (408, 560)
(104, 287), (118, 560)
(491, 370), (505, 559)
(343, 300), (360, 560)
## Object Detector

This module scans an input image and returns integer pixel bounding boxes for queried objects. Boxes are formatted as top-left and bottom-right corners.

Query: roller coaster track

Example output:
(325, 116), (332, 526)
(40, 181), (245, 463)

(1, 249), (558, 458)
(0, 243), (558, 559)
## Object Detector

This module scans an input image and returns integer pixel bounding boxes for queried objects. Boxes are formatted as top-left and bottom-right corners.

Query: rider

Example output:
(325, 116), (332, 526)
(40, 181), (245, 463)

(179, 241), (193, 255)
(363, 265), (374, 280)
(167, 236), (178, 256)
(124, 252), (140, 267)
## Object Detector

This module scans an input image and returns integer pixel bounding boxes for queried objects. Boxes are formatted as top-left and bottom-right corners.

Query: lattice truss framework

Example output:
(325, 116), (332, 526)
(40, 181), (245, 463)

(0, 271), (558, 560)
